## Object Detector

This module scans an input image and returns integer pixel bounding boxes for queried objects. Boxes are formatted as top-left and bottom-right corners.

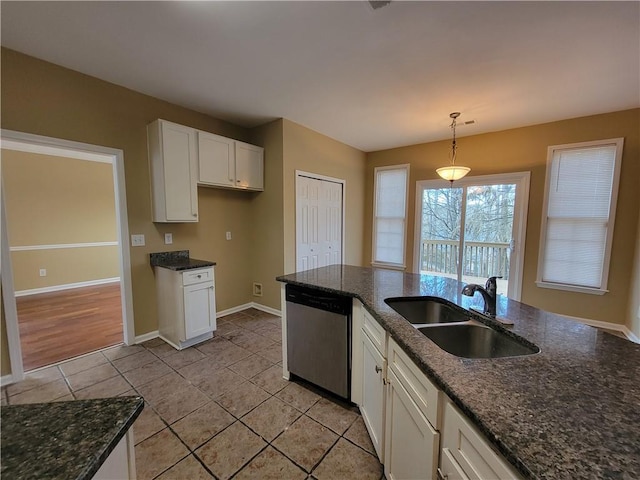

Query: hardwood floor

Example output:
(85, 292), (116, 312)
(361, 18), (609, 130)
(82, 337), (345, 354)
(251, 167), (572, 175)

(16, 283), (123, 372)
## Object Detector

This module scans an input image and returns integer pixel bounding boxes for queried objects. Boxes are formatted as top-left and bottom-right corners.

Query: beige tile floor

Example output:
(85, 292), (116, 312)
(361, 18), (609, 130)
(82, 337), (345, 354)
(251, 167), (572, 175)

(2, 308), (384, 480)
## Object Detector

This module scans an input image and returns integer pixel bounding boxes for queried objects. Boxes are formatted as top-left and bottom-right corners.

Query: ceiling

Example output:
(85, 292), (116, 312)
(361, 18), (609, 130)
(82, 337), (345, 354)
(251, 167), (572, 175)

(1, 1), (639, 152)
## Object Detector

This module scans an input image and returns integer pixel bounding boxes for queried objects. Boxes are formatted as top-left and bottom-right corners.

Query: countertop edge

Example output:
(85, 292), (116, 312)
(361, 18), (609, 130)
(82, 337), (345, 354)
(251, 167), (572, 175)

(78, 396), (145, 480)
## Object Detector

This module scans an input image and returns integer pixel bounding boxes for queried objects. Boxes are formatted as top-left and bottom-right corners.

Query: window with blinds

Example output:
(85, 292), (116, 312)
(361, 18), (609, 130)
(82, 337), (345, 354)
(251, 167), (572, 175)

(373, 165), (409, 268)
(537, 139), (623, 294)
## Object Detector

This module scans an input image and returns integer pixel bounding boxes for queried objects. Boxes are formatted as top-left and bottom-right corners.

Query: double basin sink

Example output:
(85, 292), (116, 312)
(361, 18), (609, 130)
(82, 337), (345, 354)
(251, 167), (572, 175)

(385, 296), (539, 359)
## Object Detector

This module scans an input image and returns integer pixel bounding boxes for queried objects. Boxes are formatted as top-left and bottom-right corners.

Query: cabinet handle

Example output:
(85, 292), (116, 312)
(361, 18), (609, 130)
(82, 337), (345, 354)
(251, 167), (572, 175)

(436, 468), (448, 480)
(209, 286), (214, 290)
(375, 365), (382, 374)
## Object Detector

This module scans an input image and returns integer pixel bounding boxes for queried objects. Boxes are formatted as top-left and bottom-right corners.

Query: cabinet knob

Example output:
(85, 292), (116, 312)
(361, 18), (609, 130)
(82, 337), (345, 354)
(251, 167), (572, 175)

(197, 274), (202, 278)
(193, 213), (198, 217)
(375, 365), (382, 374)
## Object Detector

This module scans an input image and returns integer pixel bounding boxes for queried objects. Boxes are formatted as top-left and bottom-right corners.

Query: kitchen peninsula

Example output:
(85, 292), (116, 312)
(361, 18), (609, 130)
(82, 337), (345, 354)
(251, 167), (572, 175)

(277, 265), (640, 479)
(1, 396), (143, 479)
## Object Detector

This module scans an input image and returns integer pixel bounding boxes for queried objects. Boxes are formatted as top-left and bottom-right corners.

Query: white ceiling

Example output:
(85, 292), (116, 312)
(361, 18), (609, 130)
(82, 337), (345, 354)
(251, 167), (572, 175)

(1, 1), (639, 151)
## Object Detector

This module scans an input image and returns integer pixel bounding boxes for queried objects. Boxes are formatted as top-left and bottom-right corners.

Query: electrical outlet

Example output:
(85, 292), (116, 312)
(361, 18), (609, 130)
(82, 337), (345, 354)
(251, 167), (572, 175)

(226, 231), (232, 241)
(39, 268), (47, 277)
(164, 233), (173, 245)
(131, 234), (145, 247)
(253, 282), (263, 297)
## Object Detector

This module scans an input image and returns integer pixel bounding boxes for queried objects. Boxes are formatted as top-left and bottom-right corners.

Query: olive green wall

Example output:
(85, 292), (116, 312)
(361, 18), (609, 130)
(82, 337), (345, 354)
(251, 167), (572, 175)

(629, 209), (640, 337)
(365, 109), (640, 326)
(3, 150), (119, 291)
(1, 48), (255, 344)
(282, 119), (367, 274)
(248, 119), (285, 311)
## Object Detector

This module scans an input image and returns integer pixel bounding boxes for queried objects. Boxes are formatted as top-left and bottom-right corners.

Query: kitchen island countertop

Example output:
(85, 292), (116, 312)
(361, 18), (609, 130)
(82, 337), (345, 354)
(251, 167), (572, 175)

(277, 265), (640, 480)
(1, 396), (144, 480)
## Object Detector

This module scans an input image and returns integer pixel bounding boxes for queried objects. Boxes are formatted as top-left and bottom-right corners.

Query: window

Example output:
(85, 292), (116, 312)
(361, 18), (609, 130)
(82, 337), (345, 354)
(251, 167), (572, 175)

(373, 165), (409, 268)
(415, 172), (530, 300)
(537, 138), (623, 294)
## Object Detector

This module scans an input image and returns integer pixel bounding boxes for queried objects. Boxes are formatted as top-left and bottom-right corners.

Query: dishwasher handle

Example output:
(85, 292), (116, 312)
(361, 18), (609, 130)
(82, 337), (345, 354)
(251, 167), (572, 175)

(285, 284), (351, 316)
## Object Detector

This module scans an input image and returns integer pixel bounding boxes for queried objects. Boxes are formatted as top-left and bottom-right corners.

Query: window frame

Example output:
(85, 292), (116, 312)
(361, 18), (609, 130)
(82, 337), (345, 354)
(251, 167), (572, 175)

(536, 138), (624, 295)
(372, 164), (410, 270)
(413, 172), (530, 301)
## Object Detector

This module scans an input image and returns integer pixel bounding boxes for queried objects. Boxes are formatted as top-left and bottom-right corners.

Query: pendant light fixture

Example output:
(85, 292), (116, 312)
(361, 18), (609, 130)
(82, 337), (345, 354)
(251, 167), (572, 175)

(436, 112), (471, 182)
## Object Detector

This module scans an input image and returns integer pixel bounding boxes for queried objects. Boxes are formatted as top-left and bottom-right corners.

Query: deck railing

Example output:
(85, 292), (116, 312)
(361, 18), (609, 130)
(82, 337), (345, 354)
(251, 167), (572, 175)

(421, 240), (510, 279)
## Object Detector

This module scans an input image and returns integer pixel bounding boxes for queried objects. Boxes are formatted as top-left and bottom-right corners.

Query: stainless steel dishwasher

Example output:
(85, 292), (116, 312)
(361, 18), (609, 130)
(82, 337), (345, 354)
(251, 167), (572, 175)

(285, 284), (351, 400)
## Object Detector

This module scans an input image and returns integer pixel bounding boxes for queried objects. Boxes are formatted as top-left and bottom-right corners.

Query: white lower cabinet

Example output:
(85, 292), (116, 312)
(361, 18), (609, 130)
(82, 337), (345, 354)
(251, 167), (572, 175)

(440, 398), (522, 480)
(360, 330), (386, 460)
(385, 368), (440, 480)
(92, 430), (136, 479)
(350, 300), (520, 480)
(155, 266), (216, 350)
(385, 337), (441, 480)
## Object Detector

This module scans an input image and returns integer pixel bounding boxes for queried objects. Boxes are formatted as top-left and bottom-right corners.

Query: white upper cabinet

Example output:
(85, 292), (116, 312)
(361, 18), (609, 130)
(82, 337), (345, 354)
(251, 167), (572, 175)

(148, 119), (199, 223)
(235, 141), (264, 191)
(198, 132), (264, 191)
(197, 131), (235, 188)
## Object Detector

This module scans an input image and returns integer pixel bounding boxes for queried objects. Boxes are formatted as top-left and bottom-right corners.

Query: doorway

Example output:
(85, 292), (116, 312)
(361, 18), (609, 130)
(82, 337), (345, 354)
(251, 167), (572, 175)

(414, 172), (530, 300)
(295, 171), (345, 272)
(1, 130), (134, 382)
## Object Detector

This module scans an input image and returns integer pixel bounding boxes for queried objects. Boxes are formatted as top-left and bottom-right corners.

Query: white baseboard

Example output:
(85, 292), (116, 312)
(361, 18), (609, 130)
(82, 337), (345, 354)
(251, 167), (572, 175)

(563, 314), (639, 343)
(216, 303), (254, 318)
(249, 302), (282, 317)
(135, 330), (159, 344)
(134, 303), (282, 346)
(215, 302), (281, 318)
(14, 277), (120, 297)
(1, 374), (16, 387)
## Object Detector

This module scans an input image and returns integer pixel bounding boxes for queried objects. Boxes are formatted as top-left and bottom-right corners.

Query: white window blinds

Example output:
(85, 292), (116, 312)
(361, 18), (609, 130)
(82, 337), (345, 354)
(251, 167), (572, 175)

(538, 140), (622, 293)
(373, 166), (408, 267)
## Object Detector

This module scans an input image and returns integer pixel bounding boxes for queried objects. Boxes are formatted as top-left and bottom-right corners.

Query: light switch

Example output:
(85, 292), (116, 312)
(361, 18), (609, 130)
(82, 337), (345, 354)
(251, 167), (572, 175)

(165, 233), (173, 245)
(39, 268), (47, 277)
(226, 231), (232, 241)
(131, 234), (145, 246)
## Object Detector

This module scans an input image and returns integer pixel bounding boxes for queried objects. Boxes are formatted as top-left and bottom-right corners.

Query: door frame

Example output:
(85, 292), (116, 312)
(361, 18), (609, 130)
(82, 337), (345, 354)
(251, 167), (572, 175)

(295, 170), (346, 272)
(1, 129), (135, 382)
(413, 172), (530, 301)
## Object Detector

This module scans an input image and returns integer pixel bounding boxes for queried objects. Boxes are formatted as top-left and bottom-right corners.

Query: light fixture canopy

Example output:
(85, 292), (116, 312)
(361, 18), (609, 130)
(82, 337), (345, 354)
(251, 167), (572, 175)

(437, 112), (471, 182)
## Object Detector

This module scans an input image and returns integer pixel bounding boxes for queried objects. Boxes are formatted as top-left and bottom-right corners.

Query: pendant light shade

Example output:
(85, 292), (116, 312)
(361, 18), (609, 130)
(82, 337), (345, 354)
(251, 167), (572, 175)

(436, 164), (471, 181)
(437, 112), (470, 182)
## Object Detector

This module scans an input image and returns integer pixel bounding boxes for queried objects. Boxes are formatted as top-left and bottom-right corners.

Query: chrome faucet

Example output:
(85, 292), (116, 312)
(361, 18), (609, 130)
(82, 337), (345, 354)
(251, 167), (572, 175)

(461, 276), (501, 317)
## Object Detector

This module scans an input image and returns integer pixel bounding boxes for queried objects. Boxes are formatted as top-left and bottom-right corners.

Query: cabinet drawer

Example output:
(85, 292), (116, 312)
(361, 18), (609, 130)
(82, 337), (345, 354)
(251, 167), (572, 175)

(362, 309), (387, 354)
(388, 337), (440, 429)
(442, 399), (521, 480)
(182, 268), (213, 286)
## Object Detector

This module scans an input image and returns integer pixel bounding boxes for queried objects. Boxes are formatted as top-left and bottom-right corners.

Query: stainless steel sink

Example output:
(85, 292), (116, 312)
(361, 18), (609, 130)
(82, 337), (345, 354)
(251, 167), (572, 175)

(417, 324), (540, 358)
(385, 296), (470, 325)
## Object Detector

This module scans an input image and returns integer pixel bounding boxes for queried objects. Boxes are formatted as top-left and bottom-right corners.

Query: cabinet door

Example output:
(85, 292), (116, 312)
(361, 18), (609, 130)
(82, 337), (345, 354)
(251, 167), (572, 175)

(384, 369), (439, 480)
(441, 399), (521, 480)
(360, 331), (386, 461)
(149, 120), (199, 222)
(235, 141), (264, 190)
(198, 131), (235, 187)
(183, 283), (216, 340)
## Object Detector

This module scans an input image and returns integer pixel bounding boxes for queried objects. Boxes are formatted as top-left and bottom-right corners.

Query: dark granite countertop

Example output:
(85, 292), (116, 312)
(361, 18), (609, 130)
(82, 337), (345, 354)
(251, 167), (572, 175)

(1, 396), (144, 480)
(150, 250), (215, 271)
(277, 265), (640, 480)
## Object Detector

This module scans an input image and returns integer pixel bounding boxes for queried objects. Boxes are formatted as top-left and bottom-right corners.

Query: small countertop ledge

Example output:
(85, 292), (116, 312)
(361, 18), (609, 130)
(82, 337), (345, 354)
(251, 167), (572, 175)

(1, 396), (144, 480)
(150, 250), (215, 271)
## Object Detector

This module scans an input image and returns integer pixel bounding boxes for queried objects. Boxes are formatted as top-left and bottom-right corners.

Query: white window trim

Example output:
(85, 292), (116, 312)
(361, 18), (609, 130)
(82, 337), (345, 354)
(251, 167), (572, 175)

(536, 138), (624, 295)
(414, 172), (530, 301)
(372, 164), (410, 270)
